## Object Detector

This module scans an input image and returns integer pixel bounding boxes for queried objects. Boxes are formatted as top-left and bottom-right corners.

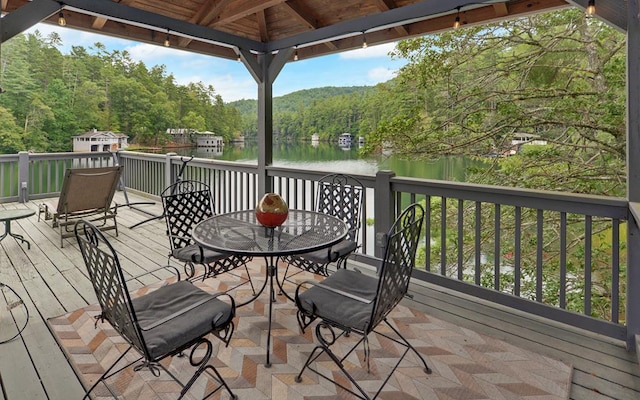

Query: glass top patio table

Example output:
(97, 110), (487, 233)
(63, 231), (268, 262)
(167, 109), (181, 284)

(191, 209), (348, 257)
(192, 209), (348, 368)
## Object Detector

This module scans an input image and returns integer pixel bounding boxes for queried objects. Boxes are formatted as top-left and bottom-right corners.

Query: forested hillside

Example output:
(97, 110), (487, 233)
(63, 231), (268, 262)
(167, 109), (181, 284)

(230, 86), (376, 141)
(0, 8), (626, 201)
(0, 32), (241, 152)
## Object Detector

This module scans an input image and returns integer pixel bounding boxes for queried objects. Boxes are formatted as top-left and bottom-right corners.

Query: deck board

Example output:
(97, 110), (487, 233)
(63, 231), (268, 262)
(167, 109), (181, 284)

(0, 191), (638, 400)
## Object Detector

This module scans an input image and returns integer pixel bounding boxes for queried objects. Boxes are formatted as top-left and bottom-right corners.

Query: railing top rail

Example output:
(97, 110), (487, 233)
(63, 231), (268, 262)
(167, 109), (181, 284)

(0, 154), (19, 161)
(391, 176), (628, 219)
(118, 150), (167, 161)
(266, 166), (376, 187)
(26, 151), (113, 161)
(168, 154), (258, 173)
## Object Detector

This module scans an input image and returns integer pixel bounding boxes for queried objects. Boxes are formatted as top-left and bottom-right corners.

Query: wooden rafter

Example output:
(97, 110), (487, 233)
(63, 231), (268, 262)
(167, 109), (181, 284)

(211, 0), (286, 27)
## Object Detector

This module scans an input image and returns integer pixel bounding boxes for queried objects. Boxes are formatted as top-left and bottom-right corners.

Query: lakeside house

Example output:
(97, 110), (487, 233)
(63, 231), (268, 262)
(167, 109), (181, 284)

(195, 131), (224, 147)
(72, 129), (129, 152)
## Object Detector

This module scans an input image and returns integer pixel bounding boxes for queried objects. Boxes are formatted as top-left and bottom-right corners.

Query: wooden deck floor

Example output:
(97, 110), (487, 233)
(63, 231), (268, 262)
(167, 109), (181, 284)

(0, 191), (638, 400)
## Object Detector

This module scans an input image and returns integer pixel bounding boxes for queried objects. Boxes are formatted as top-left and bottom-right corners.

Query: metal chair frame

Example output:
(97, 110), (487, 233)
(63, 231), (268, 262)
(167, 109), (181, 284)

(74, 219), (237, 400)
(38, 166), (122, 247)
(283, 173), (364, 278)
(293, 203), (431, 400)
(161, 180), (255, 291)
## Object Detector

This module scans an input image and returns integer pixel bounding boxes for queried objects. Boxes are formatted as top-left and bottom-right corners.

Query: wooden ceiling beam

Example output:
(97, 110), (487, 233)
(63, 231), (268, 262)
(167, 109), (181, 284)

(374, 0), (409, 36)
(284, 1), (318, 30)
(211, 0), (286, 27)
(493, 2), (509, 17)
(257, 9), (269, 42)
(91, 16), (108, 29)
(283, 1), (337, 50)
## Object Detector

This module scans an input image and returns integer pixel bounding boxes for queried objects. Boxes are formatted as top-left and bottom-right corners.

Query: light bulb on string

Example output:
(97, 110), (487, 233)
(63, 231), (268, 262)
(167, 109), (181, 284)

(453, 7), (461, 29)
(586, 0), (596, 17)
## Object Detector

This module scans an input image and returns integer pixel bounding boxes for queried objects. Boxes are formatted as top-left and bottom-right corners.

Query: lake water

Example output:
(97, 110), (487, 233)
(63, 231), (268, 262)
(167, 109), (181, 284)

(175, 141), (479, 181)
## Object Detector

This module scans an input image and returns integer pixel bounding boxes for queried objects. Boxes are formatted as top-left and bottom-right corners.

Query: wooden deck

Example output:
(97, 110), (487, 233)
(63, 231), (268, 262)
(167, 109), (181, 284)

(0, 191), (638, 400)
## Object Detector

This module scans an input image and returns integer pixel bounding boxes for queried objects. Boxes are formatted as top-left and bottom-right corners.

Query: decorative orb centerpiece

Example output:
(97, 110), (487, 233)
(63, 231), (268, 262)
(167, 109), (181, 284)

(255, 193), (288, 227)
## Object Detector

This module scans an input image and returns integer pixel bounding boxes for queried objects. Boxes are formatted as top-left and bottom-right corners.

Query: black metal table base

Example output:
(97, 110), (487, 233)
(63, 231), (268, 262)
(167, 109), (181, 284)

(1, 221), (30, 249)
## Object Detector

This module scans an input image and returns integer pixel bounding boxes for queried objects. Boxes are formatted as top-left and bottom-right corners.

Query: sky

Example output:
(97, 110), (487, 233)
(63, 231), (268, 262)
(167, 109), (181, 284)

(27, 23), (408, 103)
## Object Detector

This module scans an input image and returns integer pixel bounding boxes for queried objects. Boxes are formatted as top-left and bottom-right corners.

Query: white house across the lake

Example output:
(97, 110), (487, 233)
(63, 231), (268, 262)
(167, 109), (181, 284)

(72, 129), (129, 152)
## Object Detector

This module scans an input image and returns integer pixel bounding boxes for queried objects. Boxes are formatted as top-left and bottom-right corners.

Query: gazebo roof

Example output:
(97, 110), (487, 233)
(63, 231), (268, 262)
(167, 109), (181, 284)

(1, 0), (626, 62)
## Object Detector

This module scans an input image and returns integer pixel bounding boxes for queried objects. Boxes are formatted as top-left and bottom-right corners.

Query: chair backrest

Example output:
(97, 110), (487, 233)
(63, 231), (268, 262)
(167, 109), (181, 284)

(370, 203), (424, 330)
(74, 220), (147, 356)
(161, 180), (215, 251)
(57, 166), (122, 214)
(315, 173), (364, 242)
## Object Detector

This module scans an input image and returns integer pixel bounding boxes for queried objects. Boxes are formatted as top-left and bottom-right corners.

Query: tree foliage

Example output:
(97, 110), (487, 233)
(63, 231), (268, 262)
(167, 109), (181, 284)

(0, 31), (241, 152)
(379, 10), (625, 197)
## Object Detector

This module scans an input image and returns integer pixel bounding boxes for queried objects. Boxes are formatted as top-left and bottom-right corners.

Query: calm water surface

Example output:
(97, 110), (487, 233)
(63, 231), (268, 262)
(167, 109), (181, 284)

(175, 141), (480, 181)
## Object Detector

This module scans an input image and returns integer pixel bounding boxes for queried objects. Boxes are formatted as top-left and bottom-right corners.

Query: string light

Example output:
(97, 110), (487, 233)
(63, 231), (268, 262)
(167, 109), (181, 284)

(586, 0), (596, 17)
(57, 5), (67, 27)
(237, 52), (241, 62)
(362, 32), (367, 49)
(294, 47), (299, 61)
(453, 7), (461, 29)
(164, 29), (170, 47)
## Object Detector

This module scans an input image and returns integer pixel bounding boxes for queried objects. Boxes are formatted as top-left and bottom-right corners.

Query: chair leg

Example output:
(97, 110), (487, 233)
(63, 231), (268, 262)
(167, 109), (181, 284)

(295, 320), (431, 400)
(82, 345), (135, 399)
(383, 318), (432, 374)
(178, 338), (237, 400)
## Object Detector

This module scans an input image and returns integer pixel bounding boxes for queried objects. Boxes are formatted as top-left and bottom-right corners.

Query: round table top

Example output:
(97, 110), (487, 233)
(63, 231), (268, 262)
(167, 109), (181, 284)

(192, 209), (348, 257)
(0, 209), (36, 222)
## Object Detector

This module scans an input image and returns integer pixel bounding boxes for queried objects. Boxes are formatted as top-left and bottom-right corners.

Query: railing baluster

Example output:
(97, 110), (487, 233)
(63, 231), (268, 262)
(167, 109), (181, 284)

(560, 212), (567, 309)
(475, 201), (481, 285)
(495, 203), (501, 291)
(536, 209), (543, 302)
(457, 199), (463, 280)
(585, 215), (593, 317)
(440, 197), (447, 276)
(515, 206), (521, 296)
(612, 218), (620, 323)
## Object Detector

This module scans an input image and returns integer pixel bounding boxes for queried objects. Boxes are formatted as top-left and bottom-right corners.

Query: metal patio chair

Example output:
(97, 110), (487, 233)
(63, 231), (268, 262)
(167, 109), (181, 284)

(74, 219), (237, 400)
(283, 173), (364, 279)
(293, 203), (431, 400)
(38, 166), (121, 247)
(161, 180), (255, 291)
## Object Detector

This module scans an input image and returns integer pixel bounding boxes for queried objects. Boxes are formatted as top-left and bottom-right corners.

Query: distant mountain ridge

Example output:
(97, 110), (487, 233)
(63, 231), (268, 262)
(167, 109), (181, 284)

(228, 86), (374, 114)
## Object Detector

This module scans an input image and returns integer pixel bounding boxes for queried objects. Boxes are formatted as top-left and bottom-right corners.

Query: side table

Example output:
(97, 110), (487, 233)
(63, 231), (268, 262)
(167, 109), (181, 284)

(0, 209), (35, 249)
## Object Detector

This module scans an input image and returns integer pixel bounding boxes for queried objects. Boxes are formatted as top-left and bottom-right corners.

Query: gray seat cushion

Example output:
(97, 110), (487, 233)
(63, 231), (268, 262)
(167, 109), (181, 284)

(297, 269), (377, 332)
(172, 244), (227, 264)
(299, 239), (357, 264)
(132, 280), (233, 360)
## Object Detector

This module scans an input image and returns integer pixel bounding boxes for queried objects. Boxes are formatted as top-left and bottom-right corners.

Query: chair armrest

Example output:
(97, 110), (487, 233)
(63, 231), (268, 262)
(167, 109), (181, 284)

(295, 279), (374, 305)
(139, 291), (235, 331)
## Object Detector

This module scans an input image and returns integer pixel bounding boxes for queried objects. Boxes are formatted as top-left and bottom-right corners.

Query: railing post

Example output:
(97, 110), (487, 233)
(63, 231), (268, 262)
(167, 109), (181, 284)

(18, 151), (29, 203)
(627, 212), (640, 351)
(165, 152), (176, 188)
(374, 170), (395, 258)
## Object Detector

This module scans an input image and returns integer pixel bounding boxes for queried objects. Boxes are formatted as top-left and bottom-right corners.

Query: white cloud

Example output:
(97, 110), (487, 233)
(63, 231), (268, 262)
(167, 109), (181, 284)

(175, 73), (256, 102)
(339, 42), (397, 59)
(367, 67), (398, 83)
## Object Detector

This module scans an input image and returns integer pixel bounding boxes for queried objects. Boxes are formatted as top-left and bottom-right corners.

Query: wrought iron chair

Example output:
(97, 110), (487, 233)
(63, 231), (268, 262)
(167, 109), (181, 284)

(283, 173), (364, 278)
(74, 219), (237, 400)
(161, 180), (255, 291)
(293, 203), (431, 400)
